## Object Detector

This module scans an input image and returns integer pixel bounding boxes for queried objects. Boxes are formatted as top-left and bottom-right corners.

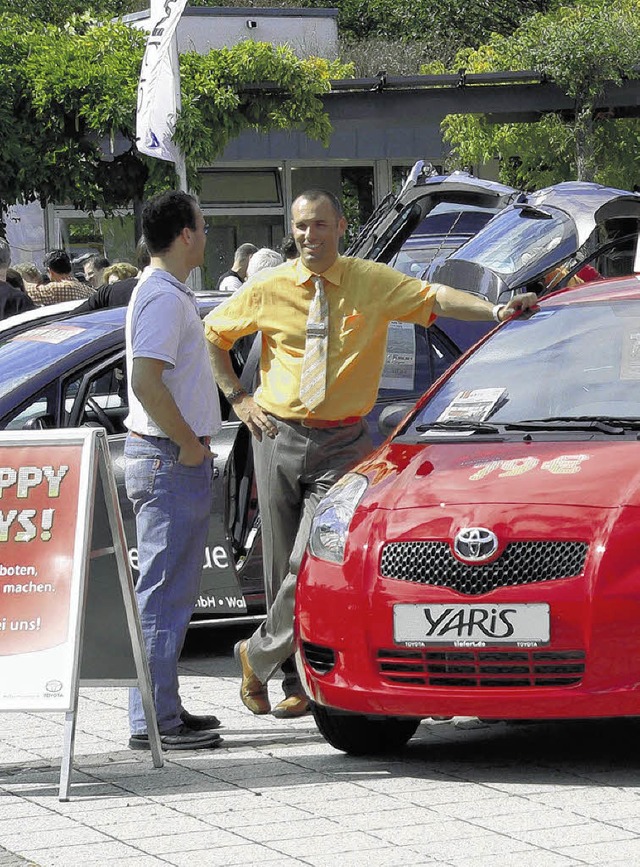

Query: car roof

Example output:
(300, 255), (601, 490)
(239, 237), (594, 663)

(540, 274), (640, 306)
(0, 295), (221, 410)
(0, 299), (84, 338)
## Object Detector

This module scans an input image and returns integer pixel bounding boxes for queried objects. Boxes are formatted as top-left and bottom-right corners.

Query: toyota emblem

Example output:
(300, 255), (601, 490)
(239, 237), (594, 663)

(453, 527), (498, 562)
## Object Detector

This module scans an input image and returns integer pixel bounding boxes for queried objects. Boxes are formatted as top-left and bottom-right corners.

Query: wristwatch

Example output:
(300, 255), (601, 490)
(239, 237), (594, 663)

(226, 387), (247, 405)
(492, 303), (506, 322)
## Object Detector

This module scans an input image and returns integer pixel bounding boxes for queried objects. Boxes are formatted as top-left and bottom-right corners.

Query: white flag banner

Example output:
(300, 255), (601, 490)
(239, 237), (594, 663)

(136, 0), (188, 164)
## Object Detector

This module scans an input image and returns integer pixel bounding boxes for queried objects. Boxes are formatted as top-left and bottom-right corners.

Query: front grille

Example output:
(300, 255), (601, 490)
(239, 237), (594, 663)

(302, 642), (336, 675)
(377, 648), (585, 687)
(380, 541), (588, 594)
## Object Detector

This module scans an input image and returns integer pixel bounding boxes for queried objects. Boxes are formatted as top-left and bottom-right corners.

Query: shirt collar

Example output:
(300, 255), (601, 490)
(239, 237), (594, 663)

(294, 256), (345, 289)
(139, 267), (198, 309)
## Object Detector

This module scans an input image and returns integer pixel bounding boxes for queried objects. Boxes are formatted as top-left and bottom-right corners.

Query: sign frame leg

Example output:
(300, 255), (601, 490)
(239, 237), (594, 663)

(96, 434), (163, 767)
(59, 707), (78, 801)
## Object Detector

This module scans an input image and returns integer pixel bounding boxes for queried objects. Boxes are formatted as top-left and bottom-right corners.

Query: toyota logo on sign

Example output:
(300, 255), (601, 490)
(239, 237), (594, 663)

(453, 527), (498, 562)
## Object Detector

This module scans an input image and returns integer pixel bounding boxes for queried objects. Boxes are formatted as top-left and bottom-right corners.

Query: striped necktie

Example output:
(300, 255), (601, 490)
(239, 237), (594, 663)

(299, 275), (329, 411)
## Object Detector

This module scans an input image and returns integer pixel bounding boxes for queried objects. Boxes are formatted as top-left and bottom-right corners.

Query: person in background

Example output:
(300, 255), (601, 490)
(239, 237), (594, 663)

(244, 248), (284, 281)
(125, 190), (222, 752)
(13, 262), (44, 294)
(279, 234), (298, 261)
(6, 269), (27, 294)
(205, 188), (538, 720)
(29, 250), (93, 305)
(84, 254), (111, 289)
(75, 239), (151, 314)
(104, 262), (138, 284)
(0, 240), (35, 320)
(216, 243), (257, 293)
(233, 249), (285, 358)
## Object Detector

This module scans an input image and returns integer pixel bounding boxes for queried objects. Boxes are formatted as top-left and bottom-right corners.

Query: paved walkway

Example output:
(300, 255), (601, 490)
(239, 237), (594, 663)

(2, 626), (640, 866)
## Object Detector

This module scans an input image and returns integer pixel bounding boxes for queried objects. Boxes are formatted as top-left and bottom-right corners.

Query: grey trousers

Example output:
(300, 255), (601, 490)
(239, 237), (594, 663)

(246, 416), (373, 686)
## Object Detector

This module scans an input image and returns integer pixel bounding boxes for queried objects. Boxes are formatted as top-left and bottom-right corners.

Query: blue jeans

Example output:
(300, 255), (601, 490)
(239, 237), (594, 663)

(124, 434), (213, 734)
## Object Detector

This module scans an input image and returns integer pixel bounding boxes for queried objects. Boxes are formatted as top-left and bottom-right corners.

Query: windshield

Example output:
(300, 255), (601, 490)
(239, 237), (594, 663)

(390, 244), (460, 277)
(408, 299), (640, 432)
(389, 208), (497, 277)
(446, 205), (578, 286)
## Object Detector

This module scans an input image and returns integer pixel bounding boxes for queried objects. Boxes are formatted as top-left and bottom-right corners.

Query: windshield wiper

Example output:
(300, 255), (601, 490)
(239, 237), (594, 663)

(415, 420), (501, 434)
(505, 416), (640, 434)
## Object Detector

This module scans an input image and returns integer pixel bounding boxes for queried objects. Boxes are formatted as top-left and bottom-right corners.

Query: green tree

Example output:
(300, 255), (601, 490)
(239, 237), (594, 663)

(0, 12), (350, 231)
(440, 0), (640, 187)
(0, 0), (141, 26)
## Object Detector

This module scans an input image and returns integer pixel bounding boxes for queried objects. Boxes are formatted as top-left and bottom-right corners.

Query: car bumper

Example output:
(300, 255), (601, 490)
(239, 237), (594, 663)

(295, 553), (640, 720)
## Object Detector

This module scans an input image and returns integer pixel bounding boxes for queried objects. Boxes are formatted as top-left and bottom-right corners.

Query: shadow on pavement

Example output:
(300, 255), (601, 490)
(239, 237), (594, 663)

(5, 716), (640, 801)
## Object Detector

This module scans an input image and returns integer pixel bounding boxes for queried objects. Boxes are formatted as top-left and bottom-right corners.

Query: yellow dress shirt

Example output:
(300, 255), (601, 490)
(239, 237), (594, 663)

(204, 255), (437, 420)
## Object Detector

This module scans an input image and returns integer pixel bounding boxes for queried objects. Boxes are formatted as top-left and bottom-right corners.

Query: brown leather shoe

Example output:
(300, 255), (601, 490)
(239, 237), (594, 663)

(272, 694), (310, 719)
(234, 640), (270, 715)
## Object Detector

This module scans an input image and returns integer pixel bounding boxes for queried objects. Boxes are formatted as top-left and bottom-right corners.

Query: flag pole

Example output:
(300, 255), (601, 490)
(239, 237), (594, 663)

(169, 29), (188, 194)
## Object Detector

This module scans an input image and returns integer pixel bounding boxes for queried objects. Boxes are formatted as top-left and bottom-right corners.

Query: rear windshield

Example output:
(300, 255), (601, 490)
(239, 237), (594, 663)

(448, 205), (578, 286)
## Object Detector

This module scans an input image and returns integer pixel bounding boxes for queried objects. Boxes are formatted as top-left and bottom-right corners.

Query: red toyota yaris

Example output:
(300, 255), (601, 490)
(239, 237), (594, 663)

(295, 275), (640, 754)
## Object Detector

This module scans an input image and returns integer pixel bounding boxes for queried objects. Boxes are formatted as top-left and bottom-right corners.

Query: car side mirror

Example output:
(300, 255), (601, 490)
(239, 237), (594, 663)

(22, 413), (55, 430)
(378, 403), (413, 438)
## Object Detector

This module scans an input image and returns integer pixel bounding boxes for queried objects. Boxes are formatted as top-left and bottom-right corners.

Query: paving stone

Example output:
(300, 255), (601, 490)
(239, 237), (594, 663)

(511, 821), (635, 848)
(199, 803), (314, 829)
(0, 815), (77, 835)
(236, 817), (342, 843)
(0, 826), (111, 852)
(102, 813), (219, 841)
(558, 837), (640, 864)
(274, 830), (392, 857)
(412, 793), (539, 820)
(335, 805), (444, 832)
(137, 828), (247, 855)
(0, 846), (37, 867)
(162, 843), (296, 866)
(302, 847), (434, 867)
(462, 851), (583, 867)
(18, 841), (143, 866)
(470, 808), (586, 834)
(420, 833), (539, 863)
(375, 818), (492, 847)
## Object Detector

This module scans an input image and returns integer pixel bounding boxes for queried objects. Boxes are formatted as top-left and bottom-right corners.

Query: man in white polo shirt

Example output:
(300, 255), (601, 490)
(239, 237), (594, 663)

(125, 190), (222, 751)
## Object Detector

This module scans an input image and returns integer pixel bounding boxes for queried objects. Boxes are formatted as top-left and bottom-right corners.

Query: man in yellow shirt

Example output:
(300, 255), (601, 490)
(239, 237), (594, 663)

(204, 189), (537, 719)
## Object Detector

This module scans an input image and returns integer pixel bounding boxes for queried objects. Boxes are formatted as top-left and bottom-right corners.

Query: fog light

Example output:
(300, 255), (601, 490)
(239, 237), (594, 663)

(303, 642), (336, 675)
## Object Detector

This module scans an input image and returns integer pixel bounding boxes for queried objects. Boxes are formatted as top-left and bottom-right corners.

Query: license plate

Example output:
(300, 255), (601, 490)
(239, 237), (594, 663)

(393, 603), (550, 647)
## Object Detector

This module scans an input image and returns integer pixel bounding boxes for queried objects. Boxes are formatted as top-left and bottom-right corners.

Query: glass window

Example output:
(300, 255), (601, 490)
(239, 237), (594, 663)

(4, 388), (57, 430)
(58, 214), (136, 277)
(450, 205), (577, 287)
(199, 171), (281, 205)
(64, 355), (128, 434)
(388, 208), (499, 277)
(202, 214), (285, 290)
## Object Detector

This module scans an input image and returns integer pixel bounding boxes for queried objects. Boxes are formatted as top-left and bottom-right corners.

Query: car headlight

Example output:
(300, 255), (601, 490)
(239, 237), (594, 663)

(308, 473), (369, 564)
